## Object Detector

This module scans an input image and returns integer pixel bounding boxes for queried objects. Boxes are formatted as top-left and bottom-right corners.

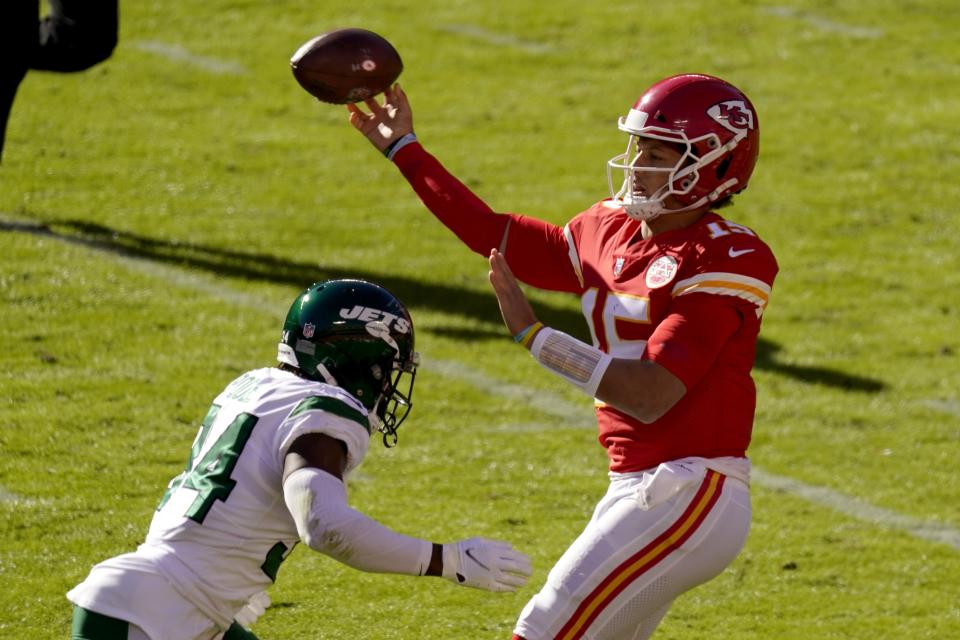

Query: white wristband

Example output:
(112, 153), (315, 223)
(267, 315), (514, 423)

(386, 133), (418, 160)
(529, 327), (612, 398)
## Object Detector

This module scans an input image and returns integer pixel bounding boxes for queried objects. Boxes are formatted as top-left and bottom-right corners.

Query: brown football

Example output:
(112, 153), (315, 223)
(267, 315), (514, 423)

(290, 28), (403, 104)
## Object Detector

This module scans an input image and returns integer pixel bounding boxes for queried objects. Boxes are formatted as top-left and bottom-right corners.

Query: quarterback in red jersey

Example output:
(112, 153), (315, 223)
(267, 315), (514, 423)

(348, 74), (778, 640)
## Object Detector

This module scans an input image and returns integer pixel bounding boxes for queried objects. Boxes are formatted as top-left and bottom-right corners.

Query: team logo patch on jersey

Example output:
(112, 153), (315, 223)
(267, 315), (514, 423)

(613, 256), (626, 278)
(645, 255), (679, 289)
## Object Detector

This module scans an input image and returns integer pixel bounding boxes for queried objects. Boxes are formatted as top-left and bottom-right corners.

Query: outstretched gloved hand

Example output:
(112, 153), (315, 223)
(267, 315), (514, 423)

(442, 537), (532, 592)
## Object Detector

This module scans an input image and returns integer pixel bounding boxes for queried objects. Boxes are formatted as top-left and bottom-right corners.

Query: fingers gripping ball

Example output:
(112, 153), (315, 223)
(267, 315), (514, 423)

(290, 28), (403, 104)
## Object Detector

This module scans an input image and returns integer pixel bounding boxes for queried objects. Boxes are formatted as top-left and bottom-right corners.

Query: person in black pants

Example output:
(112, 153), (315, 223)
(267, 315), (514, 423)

(0, 1), (118, 162)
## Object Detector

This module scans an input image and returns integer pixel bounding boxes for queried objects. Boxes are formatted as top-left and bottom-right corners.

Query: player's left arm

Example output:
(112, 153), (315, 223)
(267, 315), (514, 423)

(282, 432), (531, 590)
(630, 239), (777, 418)
(282, 432), (438, 575)
(490, 249), (752, 423)
(614, 295), (744, 420)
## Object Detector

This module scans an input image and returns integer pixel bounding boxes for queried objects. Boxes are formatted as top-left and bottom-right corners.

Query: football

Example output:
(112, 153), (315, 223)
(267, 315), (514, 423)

(290, 28), (403, 104)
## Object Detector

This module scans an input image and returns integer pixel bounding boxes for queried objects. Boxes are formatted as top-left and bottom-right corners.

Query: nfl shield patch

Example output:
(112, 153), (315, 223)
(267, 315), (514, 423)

(613, 256), (626, 278)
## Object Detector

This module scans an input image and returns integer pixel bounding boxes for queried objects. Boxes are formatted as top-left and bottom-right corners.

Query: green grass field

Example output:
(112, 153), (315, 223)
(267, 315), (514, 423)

(1, 1), (958, 638)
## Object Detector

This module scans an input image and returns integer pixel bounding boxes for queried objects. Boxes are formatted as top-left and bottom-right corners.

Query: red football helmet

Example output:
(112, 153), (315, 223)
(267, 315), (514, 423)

(607, 74), (759, 221)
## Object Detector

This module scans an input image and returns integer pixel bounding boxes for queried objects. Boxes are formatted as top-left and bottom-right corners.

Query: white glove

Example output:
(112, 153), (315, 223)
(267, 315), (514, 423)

(234, 590), (271, 629)
(442, 537), (532, 592)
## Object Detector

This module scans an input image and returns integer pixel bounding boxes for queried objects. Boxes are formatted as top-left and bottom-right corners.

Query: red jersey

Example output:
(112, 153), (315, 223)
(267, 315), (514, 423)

(394, 142), (778, 472)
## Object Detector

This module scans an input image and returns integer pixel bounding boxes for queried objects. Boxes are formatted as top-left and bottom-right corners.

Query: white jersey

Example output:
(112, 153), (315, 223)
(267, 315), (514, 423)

(68, 367), (373, 633)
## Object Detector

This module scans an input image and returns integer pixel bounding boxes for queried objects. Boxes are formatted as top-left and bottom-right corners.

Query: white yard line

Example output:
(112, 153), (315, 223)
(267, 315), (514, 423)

(0, 484), (41, 507)
(428, 358), (590, 425)
(436, 24), (554, 54)
(132, 40), (248, 75)
(752, 468), (960, 550)
(761, 6), (884, 39)
(923, 399), (960, 417)
(0, 485), (21, 503)
(430, 362), (960, 552)
(3, 214), (958, 550)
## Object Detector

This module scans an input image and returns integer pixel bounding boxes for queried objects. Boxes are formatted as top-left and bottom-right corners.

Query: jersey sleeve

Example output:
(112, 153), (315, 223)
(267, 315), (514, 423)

(276, 394), (372, 476)
(671, 229), (778, 320)
(646, 232), (778, 389)
(501, 214), (584, 292)
(643, 294), (742, 389)
(392, 142), (582, 293)
(670, 262), (775, 319)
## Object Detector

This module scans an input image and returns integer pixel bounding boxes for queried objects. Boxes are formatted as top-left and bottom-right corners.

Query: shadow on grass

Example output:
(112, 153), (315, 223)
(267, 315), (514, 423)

(755, 340), (884, 392)
(1, 216), (886, 393)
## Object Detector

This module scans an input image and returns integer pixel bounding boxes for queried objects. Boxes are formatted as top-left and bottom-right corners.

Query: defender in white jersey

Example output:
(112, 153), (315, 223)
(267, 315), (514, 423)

(68, 279), (532, 640)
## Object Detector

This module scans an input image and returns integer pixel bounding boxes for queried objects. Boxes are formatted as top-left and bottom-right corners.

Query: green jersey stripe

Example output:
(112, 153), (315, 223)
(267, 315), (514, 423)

(289, 396), (370, 434)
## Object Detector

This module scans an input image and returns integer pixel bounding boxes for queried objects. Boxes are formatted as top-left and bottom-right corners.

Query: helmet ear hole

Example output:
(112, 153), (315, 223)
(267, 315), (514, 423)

(716, 154), (732, 180)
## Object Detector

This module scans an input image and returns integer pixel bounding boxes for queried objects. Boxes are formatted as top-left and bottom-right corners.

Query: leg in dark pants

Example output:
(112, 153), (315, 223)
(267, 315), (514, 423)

(34, 0), (119, 71)
(0, 0), (118, 161)
(0, 1), (37, 160)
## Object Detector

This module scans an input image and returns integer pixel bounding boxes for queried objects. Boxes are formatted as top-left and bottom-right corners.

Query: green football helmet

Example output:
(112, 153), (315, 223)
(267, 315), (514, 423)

(277, 279), (418, 446)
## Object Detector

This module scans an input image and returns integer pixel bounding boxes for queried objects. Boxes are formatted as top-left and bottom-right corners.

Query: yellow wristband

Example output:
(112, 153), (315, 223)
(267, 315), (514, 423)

(514, 322), (544, 348)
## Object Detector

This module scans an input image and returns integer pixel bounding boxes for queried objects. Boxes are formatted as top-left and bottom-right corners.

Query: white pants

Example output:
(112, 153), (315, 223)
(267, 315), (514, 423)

(67, 554), (222, 640)
(514, 459), (751, 640)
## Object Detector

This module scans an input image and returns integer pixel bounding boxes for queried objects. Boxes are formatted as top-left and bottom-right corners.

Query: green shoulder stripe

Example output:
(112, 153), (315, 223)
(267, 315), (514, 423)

(290, 395), (370, 434)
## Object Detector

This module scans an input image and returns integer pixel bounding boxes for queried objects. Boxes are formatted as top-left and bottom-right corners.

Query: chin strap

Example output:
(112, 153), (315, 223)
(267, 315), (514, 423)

(622, 177), (740, 221)
(313, 362), (339, 386)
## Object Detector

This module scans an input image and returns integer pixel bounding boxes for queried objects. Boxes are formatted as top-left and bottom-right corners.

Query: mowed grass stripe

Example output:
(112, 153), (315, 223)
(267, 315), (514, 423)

(5, 213), (956, 553)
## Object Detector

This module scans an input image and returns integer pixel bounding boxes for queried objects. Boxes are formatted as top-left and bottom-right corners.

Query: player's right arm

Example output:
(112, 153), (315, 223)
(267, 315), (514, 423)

(347, 85), (581, 293)
(281, 432), (531, 592)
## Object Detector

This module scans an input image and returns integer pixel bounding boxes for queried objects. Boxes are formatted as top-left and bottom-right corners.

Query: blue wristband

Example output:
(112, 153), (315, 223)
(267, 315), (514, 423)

(513, 321), (543, 345)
